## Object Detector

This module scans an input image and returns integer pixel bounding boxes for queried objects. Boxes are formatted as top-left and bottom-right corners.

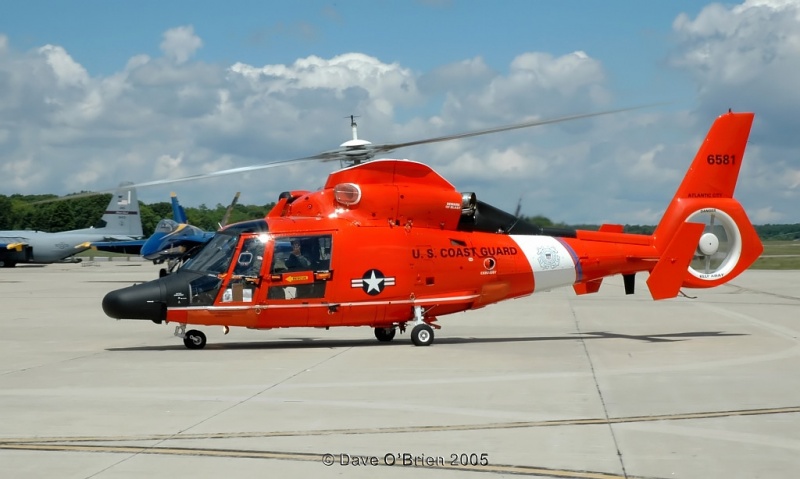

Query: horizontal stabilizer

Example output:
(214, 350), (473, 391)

(646, 221), (705, 300)
(92, 239), (146, 255)
(5, 242), (28, 251)
(573, 279), (603, 295)
(598, 224), (624, 233)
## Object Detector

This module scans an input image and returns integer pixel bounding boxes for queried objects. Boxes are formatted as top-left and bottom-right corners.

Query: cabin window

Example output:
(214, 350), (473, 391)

(268, 234), (333, 300)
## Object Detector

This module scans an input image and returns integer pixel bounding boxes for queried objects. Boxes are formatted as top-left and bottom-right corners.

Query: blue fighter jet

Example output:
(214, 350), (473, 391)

(93, 192), (239, 274)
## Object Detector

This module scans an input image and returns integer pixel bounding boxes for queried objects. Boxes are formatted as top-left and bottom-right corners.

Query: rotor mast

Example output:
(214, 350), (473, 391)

(339, 114), (372, 165)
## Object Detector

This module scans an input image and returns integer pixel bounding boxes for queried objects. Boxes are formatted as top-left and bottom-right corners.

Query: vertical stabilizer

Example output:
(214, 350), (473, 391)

(647, 111), (762, 298)
(170, 192), (188, 224)
(98, 183), (143, 237)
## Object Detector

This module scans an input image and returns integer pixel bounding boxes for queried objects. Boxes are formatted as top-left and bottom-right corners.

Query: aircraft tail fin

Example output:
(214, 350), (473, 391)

(98, 183), (144, 237)
(647, 111), (762, 299)
(219, 192), (241, 229)
(170, 192), (188, 224)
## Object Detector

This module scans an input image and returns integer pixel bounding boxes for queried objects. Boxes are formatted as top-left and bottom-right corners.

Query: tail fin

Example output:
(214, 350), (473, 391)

(98, 183), (144, 237)
(170, 192), (188, 224)
(647, 111), (762, 298)
(219, 192), (241, 228)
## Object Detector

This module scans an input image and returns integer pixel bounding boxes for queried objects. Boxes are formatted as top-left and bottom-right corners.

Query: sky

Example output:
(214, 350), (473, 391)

(1, 0), (799, 225)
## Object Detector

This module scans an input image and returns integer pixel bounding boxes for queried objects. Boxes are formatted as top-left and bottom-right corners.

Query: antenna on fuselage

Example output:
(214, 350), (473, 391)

(348, 115), (362, 165)
(349, 115), (360, 142)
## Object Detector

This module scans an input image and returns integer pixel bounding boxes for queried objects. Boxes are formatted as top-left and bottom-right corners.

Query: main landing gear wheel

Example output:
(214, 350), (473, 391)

(411, 324), (434, 347)
(183, 330), (207, 350)
(374, 327), (396, 342)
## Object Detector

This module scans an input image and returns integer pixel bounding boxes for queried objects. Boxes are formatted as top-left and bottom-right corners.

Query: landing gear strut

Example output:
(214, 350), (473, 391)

(175, 324), (207, 350)
(409, 305), (435, 346)
(410, 323), (434, 346)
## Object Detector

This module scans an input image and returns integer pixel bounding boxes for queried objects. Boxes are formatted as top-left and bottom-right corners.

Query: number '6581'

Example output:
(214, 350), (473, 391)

(706, 154), (736, 165)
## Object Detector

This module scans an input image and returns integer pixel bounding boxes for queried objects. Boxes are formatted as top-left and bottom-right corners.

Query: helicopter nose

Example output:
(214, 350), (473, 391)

(103, 281), (166, 322)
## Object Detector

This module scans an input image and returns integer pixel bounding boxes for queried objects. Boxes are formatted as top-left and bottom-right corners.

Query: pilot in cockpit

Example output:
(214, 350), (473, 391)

(284, 240), (311, 271)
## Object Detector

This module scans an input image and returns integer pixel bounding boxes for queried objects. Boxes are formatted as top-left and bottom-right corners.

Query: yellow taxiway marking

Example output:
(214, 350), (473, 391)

(0, 443), (631, 479)
(2, 406), (796, 478)
(3, 404), (798, 445)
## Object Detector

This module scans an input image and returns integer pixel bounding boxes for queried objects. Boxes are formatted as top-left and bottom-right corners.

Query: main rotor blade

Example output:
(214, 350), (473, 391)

(367, 104), (659, 156)
(125, 154), (335, 189)
(37, 103), (662, 202)
(33, 154), (331, 203)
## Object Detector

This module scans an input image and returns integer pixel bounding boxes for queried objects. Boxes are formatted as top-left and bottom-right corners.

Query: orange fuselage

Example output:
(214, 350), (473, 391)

(164, 160), (660, 330)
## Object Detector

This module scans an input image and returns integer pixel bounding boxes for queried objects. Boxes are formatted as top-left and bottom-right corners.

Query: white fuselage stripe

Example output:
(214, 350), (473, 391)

(510, 235), (577, 292)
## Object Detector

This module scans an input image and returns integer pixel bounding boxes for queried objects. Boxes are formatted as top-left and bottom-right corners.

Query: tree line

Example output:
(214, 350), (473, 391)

(0, 193), (275, 236)
(522, 215), (800, 241)
(1, 194), (798, 241)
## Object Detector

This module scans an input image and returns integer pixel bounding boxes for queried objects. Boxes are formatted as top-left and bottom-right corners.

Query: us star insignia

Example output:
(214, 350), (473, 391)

(351, 269), (396, 295)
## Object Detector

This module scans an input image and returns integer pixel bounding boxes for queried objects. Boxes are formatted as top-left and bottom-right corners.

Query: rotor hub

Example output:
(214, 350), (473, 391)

(698, 232), (720, 256)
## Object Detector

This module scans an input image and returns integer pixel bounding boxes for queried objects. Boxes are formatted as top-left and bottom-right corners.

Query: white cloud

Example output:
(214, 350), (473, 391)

(752, 206), (785, 223)
(669, 0), (800, 223)
(673, 1), (800, 87)
(671, 0), (800, 129)
(434, 51), (610, 127)
(418, 56), (494, 97)
(160, 26), (202, 64)
(0, 33), (675, 223)
(229, 52), (421, 111)
(509, 51), (601, 95)
(153, 153), (187, 180)
(2, 10), (799, 225)
(1, 156), (47, 190)
(38, 45), (89, 87)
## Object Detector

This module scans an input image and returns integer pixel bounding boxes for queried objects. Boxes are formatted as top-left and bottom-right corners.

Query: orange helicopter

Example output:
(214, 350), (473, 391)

(102, 109), (762, 349)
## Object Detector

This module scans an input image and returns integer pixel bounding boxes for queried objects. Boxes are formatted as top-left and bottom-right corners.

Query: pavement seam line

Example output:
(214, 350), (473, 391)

(569, 299), (629, 479)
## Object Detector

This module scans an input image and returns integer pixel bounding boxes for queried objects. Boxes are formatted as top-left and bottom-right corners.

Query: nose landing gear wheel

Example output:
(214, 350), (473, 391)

(374, 327), (396, 342)
(184, 330), (207, 349)
(411, 323), (434, 346)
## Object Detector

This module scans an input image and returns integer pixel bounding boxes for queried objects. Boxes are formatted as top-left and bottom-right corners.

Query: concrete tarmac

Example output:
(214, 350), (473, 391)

(1, 260), (799, 478)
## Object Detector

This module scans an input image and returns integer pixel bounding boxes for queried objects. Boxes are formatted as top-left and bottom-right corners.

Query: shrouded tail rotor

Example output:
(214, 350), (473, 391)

(688, 208), (743, 280)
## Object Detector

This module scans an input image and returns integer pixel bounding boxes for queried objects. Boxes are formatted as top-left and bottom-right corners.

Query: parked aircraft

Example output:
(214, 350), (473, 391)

(93, 192), (240, 274)
(0, 184), (143, 267)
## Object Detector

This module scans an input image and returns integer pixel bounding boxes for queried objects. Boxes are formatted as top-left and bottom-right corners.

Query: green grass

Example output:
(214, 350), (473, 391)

(750, 240), (800, 270)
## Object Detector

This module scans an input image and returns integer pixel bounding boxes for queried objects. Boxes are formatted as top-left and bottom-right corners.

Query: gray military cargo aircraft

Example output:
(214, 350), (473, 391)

(0, 184), (143, 267)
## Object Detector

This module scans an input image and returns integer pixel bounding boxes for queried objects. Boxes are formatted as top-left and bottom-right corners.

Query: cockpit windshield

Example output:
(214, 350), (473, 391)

(181, 232), (239, 274)
(154, 219), (179, 234)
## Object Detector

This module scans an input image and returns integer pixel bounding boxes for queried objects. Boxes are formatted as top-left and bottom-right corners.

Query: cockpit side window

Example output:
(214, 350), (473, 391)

(233, 237), (265, 277)
(182, 233), (239, 274)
